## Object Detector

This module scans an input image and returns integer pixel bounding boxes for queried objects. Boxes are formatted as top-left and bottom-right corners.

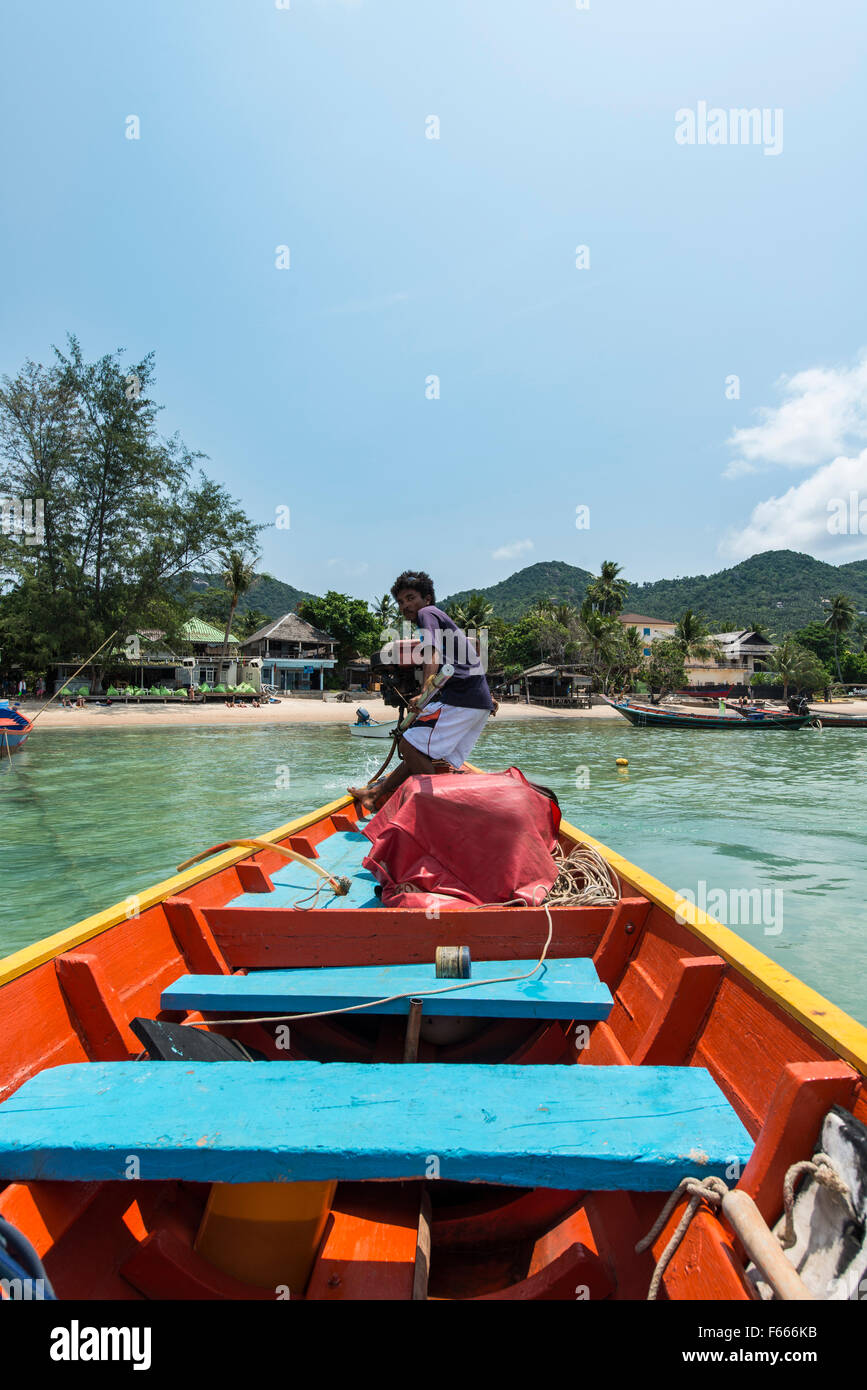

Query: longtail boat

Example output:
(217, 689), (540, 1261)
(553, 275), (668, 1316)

(808, 709), (867, 729)
(606, 697), (812, 731)
(0, 701), (32, 755)
(0, 766), (865, 1304)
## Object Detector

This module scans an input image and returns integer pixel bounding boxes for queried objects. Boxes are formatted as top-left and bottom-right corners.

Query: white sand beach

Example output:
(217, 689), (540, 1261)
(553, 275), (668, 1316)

(18, 695), (624, 732)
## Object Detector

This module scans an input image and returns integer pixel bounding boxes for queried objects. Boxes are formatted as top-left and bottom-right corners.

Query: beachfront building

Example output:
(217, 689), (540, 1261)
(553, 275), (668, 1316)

(617, 613), (677, 659)
(51, 619), (260, 694)
(684, 630), (776, 690)
(240, 613), (337, 695)
(501, 663), (592, 707)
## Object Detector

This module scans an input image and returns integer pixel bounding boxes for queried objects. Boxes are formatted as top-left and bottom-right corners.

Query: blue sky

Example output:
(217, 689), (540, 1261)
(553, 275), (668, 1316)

(2, 0), (866, 603)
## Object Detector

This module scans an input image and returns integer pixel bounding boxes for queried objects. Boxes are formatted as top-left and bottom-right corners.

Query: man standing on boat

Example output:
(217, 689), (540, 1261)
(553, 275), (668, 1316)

(348, 570), (495, 813)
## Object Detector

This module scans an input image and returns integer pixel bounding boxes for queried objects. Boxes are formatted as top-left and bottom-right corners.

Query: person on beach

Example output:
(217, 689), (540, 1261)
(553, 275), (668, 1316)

(348, 570), (496, 814)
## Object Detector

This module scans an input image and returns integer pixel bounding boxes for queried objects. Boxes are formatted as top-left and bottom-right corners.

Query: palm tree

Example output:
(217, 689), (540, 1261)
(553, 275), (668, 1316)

(451, 592), (493, 630)
(824, 593), (856, 682)
(765, 636), (827, 700)
(617, 624), (644, 692)
(577, 602), (620, 692)
(530, 597), (555, 619)
(586, 561), (629, 617)
(674, 610), (723, 663)
(217, 548), (260, 666)
(370, 593), (398, 628)
(553, 602), (577, 627)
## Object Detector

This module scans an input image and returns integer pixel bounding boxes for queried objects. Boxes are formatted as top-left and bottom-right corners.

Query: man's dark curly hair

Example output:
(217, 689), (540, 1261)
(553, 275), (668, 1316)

(390, 570), (436, 603)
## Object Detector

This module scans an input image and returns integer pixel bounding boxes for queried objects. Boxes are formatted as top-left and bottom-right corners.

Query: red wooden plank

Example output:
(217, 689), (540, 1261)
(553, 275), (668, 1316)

(331, 814), (359, 834)
(306, 1185), (422, 1300)
(592, 897), (651, 987)
(164, 898), (230, 976)
(205, 905), (610, 970)
(738, 1060), (859, 1225)
(289, 835), (319, 859)
(120, 1227), (275, 1300)
(632, 956), (726, 1066)
(235, 862), (274, 894)
(55, 953), (141, 1059)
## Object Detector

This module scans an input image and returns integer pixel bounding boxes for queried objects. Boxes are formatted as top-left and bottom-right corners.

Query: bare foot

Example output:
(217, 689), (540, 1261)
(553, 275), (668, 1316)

(347, 783), (379, 813)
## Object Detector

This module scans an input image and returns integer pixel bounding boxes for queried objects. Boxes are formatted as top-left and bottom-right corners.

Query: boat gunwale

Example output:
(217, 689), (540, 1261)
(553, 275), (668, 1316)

(1, 782), (866, 1077)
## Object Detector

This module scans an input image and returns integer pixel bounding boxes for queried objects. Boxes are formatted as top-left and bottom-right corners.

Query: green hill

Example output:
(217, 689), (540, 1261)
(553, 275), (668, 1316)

(443, 551), (867, 634)
(185, 571), (314, 618)
(444, 561), (597, 621)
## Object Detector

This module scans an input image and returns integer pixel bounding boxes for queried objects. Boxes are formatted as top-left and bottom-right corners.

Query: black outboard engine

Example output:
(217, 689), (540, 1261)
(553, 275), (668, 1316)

(370, 639), (425, 709)
(787, 693), (810, 716)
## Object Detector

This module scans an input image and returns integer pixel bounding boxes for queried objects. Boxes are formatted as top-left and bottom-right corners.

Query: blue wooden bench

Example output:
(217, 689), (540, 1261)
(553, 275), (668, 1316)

(160, 958), (614, 1021)
(0, 1061), (752, 1190)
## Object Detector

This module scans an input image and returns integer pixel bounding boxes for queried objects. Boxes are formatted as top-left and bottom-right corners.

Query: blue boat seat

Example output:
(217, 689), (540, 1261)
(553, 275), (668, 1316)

(160, 958), (614, 1021)
(0, 1061), (753, 1191)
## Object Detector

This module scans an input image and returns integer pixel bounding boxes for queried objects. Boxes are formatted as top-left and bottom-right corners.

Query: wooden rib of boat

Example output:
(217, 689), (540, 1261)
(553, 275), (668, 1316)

(0, 701), (32, 755)
(606, 697), (812, 730)
(0, 773), (865, 1302)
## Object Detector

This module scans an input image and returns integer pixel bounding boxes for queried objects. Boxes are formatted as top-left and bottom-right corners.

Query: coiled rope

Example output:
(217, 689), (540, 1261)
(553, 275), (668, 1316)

(636, 1151), (855, 1299)
(546, 841), (621, 907)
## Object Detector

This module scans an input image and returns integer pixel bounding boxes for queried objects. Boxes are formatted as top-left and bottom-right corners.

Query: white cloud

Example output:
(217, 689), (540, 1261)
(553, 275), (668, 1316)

(492, 539), (533, 561)
(720, 450), (867, 561)
(725, 353), (867, 477)
(327, 558), (369, 576)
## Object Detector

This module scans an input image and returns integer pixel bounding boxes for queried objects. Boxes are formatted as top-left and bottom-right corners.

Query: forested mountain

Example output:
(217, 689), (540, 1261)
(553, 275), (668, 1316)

(190, 549), (867, 635)
(444, 562), (597, 621)
(185, 571), (313, 617)
(442, 551), (867, 634)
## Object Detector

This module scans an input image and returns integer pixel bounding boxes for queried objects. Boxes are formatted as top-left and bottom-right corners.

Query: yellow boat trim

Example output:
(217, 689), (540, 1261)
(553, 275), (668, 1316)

(1, 786), (865, 1076)
(0, 794), (356, 991)
(559, 816), (867, 1076)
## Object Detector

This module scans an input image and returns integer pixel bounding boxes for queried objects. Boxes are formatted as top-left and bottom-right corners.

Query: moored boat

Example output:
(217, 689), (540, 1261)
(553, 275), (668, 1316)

(348, 718), (399, 739)
(807, 708), (867, 729)
(0, 701), (32, 755)
(0, 766), (865, 1302)
(606, 697), (812, 730)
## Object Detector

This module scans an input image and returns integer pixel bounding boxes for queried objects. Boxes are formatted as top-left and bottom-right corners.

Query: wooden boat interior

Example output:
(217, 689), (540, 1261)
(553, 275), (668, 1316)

(0, 788), (865, 1301)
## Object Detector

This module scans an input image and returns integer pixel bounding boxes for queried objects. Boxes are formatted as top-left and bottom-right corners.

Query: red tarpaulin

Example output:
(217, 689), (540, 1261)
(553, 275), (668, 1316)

(361, 767), (562, 910)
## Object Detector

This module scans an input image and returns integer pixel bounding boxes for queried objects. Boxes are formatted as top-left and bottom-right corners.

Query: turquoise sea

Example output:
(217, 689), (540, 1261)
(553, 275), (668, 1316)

(1, 720), (865, 1023)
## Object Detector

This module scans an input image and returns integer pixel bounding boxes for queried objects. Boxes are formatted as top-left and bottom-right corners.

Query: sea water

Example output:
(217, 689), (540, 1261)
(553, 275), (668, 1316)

(1, 721), (864, 1024)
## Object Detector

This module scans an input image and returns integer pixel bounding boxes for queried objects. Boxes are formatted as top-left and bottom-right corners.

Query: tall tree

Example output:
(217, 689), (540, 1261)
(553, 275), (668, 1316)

(0, 337), (260, 683)
(824, 593), (856, 682)
(645, 637), (688, 700)
(586, 560), (629, 617)
(449, 592), (494, 630)
(674, 610), (723, 663)
(576, 602), (620, 691)
(763, 637), (828, 699)
(370, 593), (398, 630)
(297, 591), (381, 670)
(217, 548), (260, 663)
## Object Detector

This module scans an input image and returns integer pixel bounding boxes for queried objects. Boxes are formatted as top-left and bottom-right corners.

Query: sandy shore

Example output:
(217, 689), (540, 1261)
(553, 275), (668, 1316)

(17, 695), (623, 732)
(15, 695), (867, 733)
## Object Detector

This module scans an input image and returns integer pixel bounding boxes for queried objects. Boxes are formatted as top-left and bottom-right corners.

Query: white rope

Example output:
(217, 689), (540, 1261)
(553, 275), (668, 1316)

(780, 1151), (856, 1250)
(182, 902), (555, 1030)
(635, 1175), (730, 1300)
(637, 1150), (853, 1299)
(546, 841), (621, 907)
